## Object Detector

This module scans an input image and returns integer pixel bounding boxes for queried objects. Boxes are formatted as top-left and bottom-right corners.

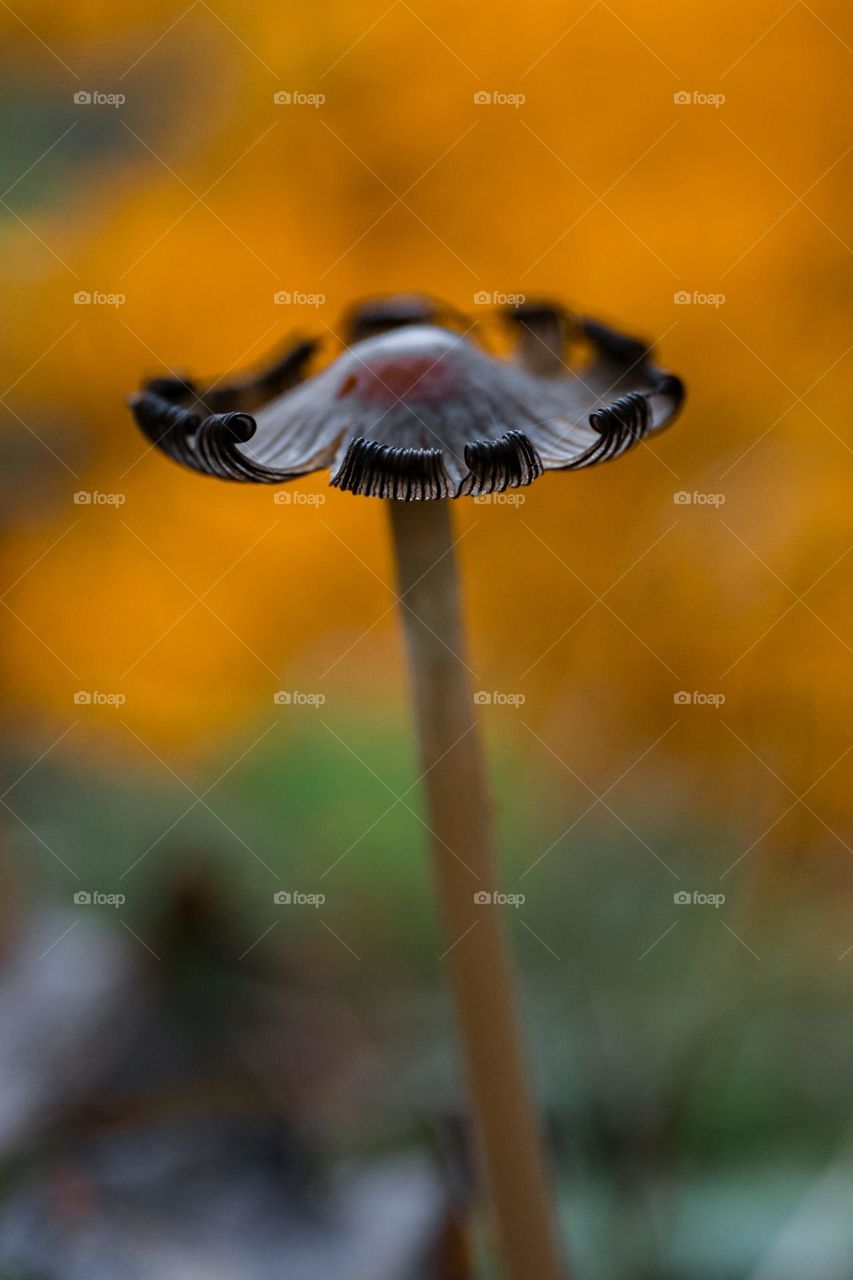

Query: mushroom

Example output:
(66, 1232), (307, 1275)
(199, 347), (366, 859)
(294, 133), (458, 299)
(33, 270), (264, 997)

(128, 295), (684, 1280)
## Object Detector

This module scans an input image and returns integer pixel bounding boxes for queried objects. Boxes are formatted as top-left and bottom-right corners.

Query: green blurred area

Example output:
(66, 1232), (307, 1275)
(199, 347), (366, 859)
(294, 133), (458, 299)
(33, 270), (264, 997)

(7, 715), (853, 1276)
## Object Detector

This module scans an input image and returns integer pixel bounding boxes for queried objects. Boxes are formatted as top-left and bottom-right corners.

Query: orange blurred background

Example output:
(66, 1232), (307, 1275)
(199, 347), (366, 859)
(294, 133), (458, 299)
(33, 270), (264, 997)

(1, 0), (852, 931)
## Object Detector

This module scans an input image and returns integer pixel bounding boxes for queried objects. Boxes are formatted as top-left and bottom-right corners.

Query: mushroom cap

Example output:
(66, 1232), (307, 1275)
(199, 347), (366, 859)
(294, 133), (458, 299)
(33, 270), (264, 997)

(129, 299), (684, 500)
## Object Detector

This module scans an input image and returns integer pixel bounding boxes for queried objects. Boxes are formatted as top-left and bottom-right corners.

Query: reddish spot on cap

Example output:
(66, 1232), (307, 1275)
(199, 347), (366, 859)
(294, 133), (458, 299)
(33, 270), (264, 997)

(336, 354), (457, 405)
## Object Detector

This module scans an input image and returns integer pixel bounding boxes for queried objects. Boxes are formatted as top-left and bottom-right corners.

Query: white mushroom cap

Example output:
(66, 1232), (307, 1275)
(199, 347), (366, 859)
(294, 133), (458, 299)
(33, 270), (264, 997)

(130, 303), (684, 500)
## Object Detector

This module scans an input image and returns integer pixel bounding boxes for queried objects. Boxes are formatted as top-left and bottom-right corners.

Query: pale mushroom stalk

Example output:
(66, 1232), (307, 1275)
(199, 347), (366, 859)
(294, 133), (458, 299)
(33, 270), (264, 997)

(388, 496), (566, 1280)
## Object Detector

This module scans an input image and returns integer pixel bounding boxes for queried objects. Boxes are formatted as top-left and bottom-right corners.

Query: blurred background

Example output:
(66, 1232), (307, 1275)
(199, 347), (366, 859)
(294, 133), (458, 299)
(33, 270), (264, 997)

(1, 0), (853, 1275)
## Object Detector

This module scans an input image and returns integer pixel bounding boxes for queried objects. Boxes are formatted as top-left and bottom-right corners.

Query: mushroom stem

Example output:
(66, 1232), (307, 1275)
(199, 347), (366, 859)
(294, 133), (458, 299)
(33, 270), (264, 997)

(388, 498), (566, 1280)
